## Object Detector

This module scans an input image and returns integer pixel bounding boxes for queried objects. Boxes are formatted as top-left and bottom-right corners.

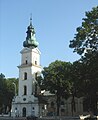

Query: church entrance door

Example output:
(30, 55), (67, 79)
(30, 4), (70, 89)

(22, 107), (26, 117)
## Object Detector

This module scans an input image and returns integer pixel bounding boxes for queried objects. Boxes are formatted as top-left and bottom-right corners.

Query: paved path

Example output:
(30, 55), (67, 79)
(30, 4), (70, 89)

(0, 117), (26, 120)
(0, 116), (80, 120)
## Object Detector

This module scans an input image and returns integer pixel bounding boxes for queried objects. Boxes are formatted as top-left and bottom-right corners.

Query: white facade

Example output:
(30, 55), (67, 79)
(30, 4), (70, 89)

(11, 47), (42, 117)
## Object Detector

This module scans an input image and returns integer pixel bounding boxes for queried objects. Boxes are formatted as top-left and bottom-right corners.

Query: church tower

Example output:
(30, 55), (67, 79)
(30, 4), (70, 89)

(11, 17), (42, 117)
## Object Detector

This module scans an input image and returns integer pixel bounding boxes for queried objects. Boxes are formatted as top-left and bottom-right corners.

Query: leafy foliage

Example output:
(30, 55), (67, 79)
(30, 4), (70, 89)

(0, 73), (18, 114)
(42, 60), (72, 96)
(69, 6), (98, 114)
(69, 6), (98, 55)
(41, 60), (72, 115)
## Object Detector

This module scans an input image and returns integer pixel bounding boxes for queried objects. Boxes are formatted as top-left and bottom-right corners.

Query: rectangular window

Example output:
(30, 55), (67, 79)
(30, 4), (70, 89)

(24, 72), (27, 80)
(24, 85), (27, 95)
(26, 60), (28, 64)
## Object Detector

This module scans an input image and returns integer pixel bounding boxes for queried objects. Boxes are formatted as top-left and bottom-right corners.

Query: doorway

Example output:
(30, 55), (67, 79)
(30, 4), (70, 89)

(22, 107), (26, 117)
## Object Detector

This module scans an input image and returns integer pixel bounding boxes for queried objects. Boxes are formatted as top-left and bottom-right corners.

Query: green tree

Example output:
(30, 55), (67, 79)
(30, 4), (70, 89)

(82, 52), (98, 114)
(69, 6), (98, 55)
(69, 6), (98, 114)
(0, 74), (18, 114)
(42, 60), (72, 116)
(0, 73), (6, 113)
(5, 78), (18, 112)
(71, 61), (88, 97)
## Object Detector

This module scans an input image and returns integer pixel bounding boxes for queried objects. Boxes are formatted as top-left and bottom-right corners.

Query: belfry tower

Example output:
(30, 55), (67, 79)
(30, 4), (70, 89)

(11, 17), (42, 117)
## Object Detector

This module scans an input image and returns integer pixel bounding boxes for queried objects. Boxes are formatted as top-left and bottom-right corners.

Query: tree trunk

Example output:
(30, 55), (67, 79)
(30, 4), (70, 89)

(90, 93), (97, 115)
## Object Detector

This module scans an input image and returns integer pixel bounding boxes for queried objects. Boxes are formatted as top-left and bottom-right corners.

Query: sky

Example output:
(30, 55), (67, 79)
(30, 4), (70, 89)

(0, 0), (98, 78)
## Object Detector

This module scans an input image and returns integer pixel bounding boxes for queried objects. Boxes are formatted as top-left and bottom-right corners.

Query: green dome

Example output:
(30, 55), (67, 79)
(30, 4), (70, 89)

(23, 38), (39, 48)
(23, 19), (39, 48)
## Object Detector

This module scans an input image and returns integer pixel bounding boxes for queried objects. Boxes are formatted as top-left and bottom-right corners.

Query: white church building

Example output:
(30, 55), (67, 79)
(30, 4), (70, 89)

(11, 18), (84, 117)
(11, 17), (42, 117)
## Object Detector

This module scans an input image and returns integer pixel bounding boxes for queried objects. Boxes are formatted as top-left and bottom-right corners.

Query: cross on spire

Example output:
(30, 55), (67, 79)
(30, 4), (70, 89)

(30, 13), (32, 26)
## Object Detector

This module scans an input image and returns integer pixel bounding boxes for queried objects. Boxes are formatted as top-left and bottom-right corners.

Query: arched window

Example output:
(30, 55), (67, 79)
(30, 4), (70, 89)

(24, 85), (27, 95)
(35, 60), (37, 65)
(24, 72), (27, 80)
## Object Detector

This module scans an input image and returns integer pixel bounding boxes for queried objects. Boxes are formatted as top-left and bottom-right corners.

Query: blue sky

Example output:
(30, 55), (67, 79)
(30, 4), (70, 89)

(0, 0), (98, 78)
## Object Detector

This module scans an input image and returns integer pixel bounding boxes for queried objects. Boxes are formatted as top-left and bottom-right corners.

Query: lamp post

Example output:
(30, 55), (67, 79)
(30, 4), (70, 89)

(12, 82), (16, 117)
(13, 82), (16, 97)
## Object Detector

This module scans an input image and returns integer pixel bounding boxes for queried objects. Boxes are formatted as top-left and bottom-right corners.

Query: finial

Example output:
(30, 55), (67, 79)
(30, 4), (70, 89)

(30, 13), (32, 26)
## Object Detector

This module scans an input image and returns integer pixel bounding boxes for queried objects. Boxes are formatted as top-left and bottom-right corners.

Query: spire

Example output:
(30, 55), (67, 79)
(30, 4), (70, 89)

(30, 13), (32, 26)
(23, 15), (39, 48)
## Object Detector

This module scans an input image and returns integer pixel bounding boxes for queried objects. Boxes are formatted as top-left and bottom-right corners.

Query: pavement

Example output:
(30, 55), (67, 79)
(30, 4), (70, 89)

(0, 116), (81, 120)
(0, 117), (26, 120)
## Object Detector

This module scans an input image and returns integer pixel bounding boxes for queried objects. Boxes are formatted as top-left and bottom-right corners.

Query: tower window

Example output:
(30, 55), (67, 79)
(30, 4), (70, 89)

(24, 72), (27, 80)
(24, 85), (27, 95)
(35, 61), (37, 65)
(26, 60), (28, 64)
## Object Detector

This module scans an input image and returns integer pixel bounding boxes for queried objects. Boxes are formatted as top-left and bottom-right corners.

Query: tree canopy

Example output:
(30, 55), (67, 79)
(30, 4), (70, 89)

(69, 6), (98, 56)
(41, 60), (72, 115)
(69, 6), (98, 114)
(42, 60), (72, 96)
(0, 73), (18, 114)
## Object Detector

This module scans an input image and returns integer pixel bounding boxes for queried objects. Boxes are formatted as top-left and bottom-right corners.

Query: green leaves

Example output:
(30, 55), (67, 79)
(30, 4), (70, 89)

(42, 60), (72, 97)
(69, 6), (98, 56)
(0, 74), (18, 114)
(69, 6), (98, 113)
(41, 60), (73, 115)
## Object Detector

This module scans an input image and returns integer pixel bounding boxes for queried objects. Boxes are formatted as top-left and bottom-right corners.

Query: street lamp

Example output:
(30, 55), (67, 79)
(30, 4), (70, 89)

(13, 82), (17, 97)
